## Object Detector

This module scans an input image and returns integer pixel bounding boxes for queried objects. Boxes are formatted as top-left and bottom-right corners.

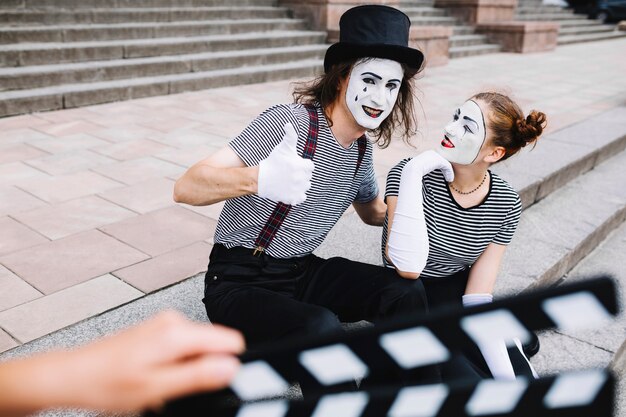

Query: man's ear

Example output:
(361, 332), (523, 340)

(483, 146), (506, 164)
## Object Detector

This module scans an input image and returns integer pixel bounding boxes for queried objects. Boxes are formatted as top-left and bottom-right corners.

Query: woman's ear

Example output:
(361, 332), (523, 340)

(483, 146), (506, 164)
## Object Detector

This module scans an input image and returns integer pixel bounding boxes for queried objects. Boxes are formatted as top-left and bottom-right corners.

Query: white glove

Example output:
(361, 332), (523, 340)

(463, 293), (537, 380)
(257, 123), (314, 206)
(387, 151), (454, 274)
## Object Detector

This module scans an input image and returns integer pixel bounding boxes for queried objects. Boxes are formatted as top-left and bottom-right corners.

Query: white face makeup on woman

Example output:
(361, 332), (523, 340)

(438, 100), (486, 165)
(346, 58), (403, 130)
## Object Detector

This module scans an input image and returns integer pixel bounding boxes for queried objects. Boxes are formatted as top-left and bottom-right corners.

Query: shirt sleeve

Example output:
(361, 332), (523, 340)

(228, 104), (301, 167)
(384, 158), (411, 202)
(492, 194), (522, 245)
(354, 161), (379, 204)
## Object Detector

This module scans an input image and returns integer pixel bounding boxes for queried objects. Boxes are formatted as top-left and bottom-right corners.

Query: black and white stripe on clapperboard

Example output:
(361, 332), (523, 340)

(146, 275), (619, 417)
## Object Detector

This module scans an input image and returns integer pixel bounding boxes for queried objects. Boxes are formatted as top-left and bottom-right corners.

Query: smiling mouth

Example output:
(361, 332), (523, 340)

(441, 135), (455, 148)
(362, 106), (383, 118)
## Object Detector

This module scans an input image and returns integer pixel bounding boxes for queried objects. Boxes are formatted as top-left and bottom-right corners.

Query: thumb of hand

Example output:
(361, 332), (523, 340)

(280, 123), (299, 155)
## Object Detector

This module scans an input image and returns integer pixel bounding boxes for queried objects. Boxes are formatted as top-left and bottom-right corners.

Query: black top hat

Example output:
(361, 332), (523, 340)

(324, 5), (424, 75)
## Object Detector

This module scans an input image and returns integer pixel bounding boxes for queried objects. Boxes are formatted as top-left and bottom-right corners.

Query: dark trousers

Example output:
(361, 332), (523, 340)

(203, 244), (429, 347)
(422, 268), (537, 379)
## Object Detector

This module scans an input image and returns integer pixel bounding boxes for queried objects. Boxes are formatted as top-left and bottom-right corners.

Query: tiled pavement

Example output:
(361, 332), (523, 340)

(0, 38), (625, 353)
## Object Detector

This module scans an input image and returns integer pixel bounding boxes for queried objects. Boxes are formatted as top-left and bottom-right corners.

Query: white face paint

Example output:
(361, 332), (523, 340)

(437, 100), (486, 165)
(346, 58), (403, 130)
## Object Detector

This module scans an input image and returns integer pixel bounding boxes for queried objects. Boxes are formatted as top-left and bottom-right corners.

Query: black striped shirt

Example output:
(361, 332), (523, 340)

(214, 103), (378, 258)
(382, 158), (522, 279)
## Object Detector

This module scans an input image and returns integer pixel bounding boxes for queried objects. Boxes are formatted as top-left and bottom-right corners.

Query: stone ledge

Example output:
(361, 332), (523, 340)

(279, 0), (399, 34)
(410, 26), (453, 67)
(434, 0), (516, 23)
(476, 21), (559, 53)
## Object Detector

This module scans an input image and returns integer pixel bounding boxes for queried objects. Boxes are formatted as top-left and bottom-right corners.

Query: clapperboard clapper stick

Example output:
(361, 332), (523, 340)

(145, 275), (619, 417)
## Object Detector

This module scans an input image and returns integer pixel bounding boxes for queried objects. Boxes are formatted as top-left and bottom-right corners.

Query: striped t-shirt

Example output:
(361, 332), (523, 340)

(214, 102), (379, 258)
(382, 158), (522, 279)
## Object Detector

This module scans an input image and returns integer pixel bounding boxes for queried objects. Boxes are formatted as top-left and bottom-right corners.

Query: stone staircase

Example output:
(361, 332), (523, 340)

(0, 0), (327, 118)
(397, 0), (502, 59)
(516, 0), (626, 45)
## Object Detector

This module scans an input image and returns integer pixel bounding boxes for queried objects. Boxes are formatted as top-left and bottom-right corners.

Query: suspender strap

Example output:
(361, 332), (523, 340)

(253, 104), (366, 256)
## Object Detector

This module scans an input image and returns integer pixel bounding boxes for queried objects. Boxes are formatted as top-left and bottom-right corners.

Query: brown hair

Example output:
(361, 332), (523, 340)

(292, 58), (421, 149)
(472, 92), (547, 162)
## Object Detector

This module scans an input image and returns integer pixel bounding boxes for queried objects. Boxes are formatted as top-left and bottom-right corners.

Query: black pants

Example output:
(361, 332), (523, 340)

(422, 268), (537, 379)
(203, 244), (429, 347)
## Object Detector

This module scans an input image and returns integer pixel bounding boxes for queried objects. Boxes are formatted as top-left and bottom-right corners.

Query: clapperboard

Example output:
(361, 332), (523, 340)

(146, 275), (619, 417)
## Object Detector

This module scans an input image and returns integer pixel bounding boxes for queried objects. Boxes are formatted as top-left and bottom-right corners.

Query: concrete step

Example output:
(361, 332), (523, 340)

(397, 0), (436, 6)
(531, 217), (626, 416)
(0, 6), (290, 26)
(558, 30), (626, 45)
(0, 44), (328, 91)
(407, 16), (457, 25)
(515, 14), (590, 22)
(449, 34), (490, 48)
(494, 107), (626, 296)
(558, 24), (620, 35)
(0, 18), (307, 44)
(0, 30), (327, 67)
(449, 43), (501, 59)
(0, 0), (277, 8)
(397, 7), (447, 17)
(453, 26), (476, 36)
(516, 5), (572, 14)
(557, 19), (611, 28)
(0, 58), (324, 117)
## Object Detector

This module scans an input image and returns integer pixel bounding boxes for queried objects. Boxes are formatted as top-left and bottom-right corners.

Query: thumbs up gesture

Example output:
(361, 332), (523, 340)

(257, 123), (315, 206)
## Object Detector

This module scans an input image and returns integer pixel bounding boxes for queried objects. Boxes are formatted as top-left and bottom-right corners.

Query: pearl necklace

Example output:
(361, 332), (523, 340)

(450, 172), (487, 195)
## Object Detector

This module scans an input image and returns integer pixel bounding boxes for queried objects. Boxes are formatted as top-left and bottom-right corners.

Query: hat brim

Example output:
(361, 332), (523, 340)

(323, 42), (424, 75)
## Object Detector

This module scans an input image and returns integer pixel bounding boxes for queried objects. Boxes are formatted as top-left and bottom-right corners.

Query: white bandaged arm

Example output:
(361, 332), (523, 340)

(387, 151), (454, 274)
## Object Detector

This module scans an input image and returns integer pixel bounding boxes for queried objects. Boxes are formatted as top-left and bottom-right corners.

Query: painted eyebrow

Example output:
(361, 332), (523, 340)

(360, 72), (382, 80)
(463, 116), (479, 129)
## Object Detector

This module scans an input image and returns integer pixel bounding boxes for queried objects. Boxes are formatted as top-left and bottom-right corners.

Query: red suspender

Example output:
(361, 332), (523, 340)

(253, 104), (367, 256)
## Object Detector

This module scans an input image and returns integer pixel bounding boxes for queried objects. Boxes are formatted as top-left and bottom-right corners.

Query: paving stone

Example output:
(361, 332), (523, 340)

(0, 216), (48, 257)
(0, 143), (49, 164)
(97, 177), (176, 214)
(16, 170), (123, 204)
(0, 230), (149, 294)
(113, 241), (210, 293)
(91, 138), (174, 161)
(183, 200), (225, 221)
(12, 195), (136, 240)
(23, 149), (116, 176)
(99, 206), (216, 256)
(0, 161), (50, 187)
(91, 156), (185, 185)
(153, 144), (220, 167)
(0, 275), (142, 343)
(0, 328), (17, 353)
(88, 125), (162, 143)
(28, 133), (110, 155)
(31, 120), (106, 138)
(149, 126), (221, 147)
(0, 127), (54, 146)
(0, 264), (42, 312)
(0, 185), (48, 217)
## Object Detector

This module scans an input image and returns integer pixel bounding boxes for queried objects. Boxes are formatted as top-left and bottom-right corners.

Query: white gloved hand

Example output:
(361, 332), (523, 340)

(463, 293), (537, 380)
(257, 123), (314, 206)
(387, 151), (454, 274)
